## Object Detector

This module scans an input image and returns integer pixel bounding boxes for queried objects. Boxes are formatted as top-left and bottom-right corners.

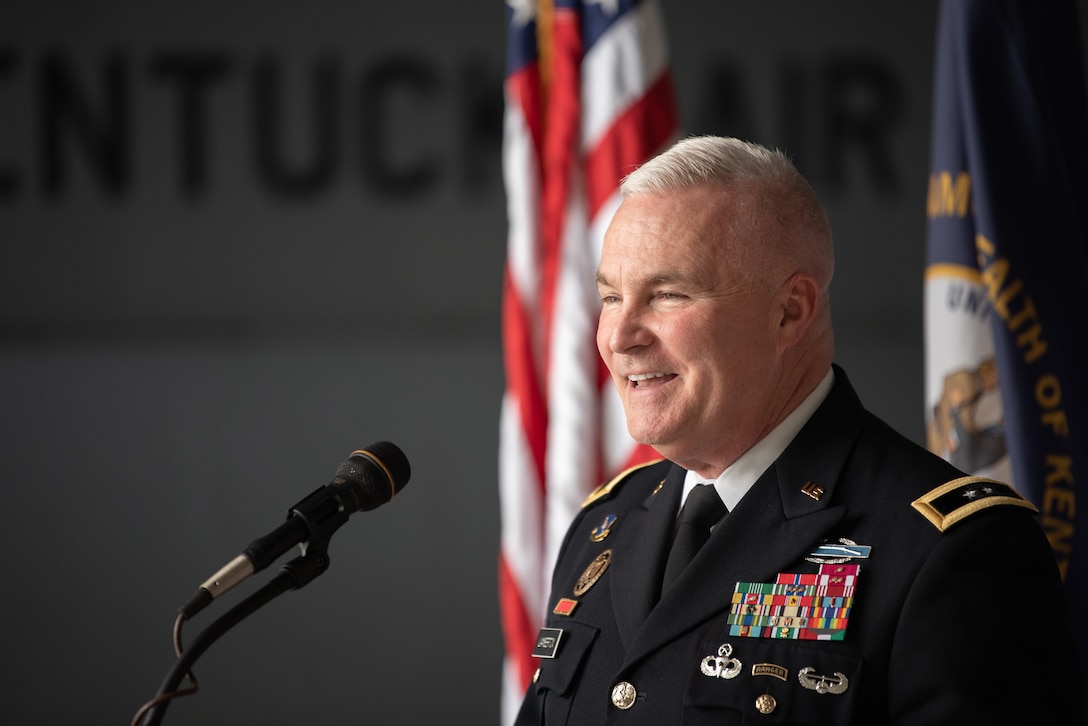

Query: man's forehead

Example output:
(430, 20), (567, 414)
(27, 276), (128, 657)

(596, 256), (717, 288)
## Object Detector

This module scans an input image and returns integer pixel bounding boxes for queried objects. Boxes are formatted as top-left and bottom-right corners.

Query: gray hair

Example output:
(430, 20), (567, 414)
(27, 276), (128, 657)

(620, 136), (798, 194)
(622, 135), (834, 289)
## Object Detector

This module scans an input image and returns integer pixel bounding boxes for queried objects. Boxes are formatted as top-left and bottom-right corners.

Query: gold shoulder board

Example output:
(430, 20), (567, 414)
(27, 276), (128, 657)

(911, 476), (1038, 532)
(581, 459), (664, 509)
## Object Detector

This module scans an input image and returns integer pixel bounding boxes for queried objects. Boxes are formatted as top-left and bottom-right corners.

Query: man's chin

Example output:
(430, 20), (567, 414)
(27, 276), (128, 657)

(626, 424), (670, 450)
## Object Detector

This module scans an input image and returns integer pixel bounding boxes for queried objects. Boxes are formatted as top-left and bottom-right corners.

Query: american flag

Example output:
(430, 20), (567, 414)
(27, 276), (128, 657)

(499, 0), (677, 721)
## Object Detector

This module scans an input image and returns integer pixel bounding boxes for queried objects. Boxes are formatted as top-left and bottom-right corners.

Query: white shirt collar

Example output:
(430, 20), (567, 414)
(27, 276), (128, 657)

(681, 368), (835, 513)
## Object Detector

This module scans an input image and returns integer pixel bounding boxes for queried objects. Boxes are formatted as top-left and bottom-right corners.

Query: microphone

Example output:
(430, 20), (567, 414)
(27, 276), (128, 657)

(180, 441), (410, 618)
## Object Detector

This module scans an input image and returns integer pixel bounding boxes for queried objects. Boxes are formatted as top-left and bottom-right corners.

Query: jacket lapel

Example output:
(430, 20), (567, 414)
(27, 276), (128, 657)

(610, 465), (684, 649)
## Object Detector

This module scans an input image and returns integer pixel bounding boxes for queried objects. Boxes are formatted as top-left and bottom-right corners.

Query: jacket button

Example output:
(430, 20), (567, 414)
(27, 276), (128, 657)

(755, 693), (777, 714)
(611, 681), (637, 709)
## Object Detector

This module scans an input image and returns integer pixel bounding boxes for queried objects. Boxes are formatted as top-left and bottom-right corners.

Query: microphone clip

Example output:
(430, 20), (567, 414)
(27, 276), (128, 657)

(288, 484), (350, 556)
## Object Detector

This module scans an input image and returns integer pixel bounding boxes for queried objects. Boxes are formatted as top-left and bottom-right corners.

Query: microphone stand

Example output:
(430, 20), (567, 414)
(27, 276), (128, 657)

(137, 513), (343, 726)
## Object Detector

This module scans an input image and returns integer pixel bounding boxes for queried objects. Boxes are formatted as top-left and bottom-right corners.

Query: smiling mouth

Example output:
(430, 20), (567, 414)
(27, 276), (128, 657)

(627, 372), (676, 388)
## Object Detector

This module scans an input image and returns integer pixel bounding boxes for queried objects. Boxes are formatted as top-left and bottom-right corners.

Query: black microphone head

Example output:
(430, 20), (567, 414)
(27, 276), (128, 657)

(333, 441), (411, 512)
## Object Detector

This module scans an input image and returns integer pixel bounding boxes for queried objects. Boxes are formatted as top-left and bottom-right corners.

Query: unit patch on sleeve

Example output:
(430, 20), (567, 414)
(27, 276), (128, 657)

(911, 476), (1038, 532)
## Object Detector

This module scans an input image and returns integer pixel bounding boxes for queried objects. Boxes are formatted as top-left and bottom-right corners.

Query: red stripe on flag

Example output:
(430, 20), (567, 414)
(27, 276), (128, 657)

(586, 70), (679, 218)
(502, 266), (548, 488)
(499, 552), (539, 690)
(507, 63), (543, 163)
(537, 9), (582, 371)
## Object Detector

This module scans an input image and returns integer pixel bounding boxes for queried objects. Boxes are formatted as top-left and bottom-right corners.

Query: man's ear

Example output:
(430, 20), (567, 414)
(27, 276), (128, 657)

(775, 271), (820, 351)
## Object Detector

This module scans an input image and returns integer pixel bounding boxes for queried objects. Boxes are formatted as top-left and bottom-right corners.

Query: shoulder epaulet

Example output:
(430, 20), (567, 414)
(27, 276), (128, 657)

(911, 476), (1038, 532)
(581, 459), (664, 509)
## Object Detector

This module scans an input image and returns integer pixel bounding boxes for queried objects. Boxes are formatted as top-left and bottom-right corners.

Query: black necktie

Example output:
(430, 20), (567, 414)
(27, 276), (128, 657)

(662, 484), (727, 592)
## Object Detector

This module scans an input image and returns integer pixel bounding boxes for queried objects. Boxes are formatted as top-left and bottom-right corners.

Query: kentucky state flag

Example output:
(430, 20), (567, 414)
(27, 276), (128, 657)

(923, 0), (1088, 692)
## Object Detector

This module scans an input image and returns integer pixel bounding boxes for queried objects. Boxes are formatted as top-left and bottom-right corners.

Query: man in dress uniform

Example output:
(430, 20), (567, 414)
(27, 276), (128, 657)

(514, 136), (1082, 725)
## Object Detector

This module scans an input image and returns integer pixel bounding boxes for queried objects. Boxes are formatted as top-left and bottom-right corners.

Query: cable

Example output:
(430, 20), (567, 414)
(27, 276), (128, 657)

(130, 613), (198, 726)
(132, 567), (300, 726)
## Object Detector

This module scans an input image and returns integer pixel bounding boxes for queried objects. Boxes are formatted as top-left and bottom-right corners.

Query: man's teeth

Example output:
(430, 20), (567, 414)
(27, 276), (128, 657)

(628, 372), (668, 382)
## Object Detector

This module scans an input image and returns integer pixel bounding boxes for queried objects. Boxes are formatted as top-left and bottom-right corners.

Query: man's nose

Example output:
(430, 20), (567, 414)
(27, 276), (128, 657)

(601, 303), (653, 353)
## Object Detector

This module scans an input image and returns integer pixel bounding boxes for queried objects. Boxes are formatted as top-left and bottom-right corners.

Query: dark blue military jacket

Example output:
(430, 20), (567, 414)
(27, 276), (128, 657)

(515, 367), (1082, 725)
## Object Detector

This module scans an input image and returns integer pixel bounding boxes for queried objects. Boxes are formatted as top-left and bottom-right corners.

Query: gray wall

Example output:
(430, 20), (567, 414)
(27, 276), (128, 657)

(3, 2), (1079, 724)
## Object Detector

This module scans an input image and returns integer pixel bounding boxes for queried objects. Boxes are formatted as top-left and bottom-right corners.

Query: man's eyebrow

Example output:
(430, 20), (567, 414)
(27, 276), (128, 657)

(596, 271), (692, 287)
